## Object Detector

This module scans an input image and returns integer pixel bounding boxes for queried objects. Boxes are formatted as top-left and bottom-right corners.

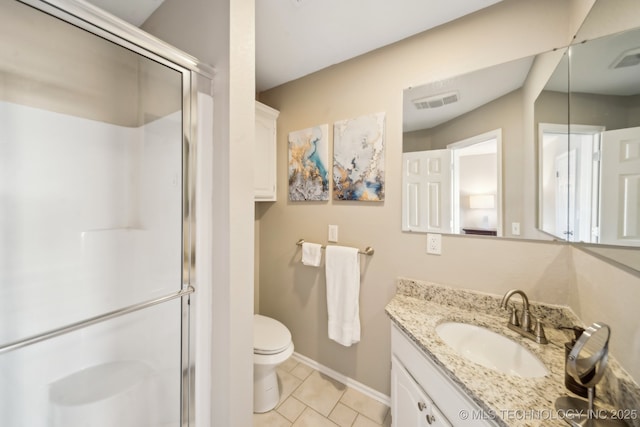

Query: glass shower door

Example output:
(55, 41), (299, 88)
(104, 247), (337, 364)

(0, 1), (191, 425)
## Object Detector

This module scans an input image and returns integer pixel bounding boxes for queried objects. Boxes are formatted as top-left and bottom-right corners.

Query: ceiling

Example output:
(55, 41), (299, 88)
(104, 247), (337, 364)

(85, 0), (503, 92)
(545, 26), (640, 96)
(403, 56), (535, 132)
(404, 24), (640, 132)
(81, 0), (640, 132)
(87, 0), (165, 27)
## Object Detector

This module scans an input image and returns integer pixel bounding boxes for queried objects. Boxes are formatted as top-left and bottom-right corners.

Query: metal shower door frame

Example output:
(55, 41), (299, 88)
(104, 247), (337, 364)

(3, 1), (215, 424)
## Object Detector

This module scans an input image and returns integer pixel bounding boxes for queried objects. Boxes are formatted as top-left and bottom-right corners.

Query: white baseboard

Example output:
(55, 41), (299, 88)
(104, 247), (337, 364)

(292, 352), (391, 407)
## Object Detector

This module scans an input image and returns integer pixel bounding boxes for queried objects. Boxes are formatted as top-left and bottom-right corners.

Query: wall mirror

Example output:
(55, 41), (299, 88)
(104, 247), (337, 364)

(402, 0), (640, 273)
(536, 20), (640, 272)
(402, 56), (534, 237)
(538, 26), (640, 248)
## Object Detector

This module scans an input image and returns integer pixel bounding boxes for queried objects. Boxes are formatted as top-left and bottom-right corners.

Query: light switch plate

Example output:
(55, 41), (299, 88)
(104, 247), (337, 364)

(328, 225), (338, 242)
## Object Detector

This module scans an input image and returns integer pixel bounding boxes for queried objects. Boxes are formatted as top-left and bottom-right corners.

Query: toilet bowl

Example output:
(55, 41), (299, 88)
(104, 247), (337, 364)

(253, 314), (294, 413)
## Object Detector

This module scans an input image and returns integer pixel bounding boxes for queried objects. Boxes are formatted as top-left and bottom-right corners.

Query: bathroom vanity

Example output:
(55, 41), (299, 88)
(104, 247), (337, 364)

(392, 323), (496, 426)
(386, 278), (640, 427)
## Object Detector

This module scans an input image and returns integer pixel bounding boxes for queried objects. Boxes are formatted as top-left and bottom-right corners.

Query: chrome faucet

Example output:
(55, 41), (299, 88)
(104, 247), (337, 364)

(500, 289), (548, 344)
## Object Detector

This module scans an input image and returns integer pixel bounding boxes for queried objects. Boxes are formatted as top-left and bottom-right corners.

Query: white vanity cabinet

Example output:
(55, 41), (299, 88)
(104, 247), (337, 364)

(254, 101), (279, 201)
(391, 324), (498, 427)
(392, 355), (452, 426)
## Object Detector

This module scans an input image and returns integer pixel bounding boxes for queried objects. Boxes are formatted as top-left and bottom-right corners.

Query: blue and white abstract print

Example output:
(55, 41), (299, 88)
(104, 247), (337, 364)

(288, 124), (330, 201)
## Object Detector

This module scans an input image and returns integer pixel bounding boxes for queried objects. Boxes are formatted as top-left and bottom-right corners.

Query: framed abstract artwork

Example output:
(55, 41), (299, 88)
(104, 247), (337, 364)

(288, 124), (330, 201)
(333, 112), (385, 201)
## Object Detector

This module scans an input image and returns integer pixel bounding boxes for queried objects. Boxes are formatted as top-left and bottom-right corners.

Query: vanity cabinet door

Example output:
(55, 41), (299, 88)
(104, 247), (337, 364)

(392, 356), (452, 427)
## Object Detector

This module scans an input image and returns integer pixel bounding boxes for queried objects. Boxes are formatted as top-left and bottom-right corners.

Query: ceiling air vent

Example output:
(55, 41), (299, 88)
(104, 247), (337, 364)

(611, 47), (640, 69)
(413, 91), (459, 109)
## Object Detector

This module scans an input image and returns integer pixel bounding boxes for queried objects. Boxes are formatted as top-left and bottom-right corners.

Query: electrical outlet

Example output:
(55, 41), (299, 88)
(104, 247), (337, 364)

(426, 233), (442, 255)
(328, 225), (338, 242)
(512, 222), (521, 236)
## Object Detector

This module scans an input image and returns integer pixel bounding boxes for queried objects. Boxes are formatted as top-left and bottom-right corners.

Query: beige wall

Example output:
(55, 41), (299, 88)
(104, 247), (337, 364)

(571, 249), (640, 382)
(258, 0), (640, 395)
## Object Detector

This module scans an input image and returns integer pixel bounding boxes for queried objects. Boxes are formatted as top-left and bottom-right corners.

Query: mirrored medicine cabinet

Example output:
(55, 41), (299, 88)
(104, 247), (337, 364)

(401, 0), (640, 273)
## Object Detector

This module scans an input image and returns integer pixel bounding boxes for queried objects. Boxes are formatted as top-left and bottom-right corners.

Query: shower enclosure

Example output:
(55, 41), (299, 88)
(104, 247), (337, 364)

(0, 0), (213, 425)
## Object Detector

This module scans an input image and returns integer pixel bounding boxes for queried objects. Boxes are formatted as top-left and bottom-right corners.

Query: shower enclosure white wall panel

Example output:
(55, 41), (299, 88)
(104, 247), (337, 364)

(0, 103), (184, 425)
(0, 0), (212, 425)
(2, 301), (182, 426)
(0, 101), (182, 342)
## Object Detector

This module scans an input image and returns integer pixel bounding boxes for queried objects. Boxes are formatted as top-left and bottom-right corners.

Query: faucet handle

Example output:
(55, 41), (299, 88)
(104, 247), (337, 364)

(521, 308), (532, 332)
(508, 306), (520, 327)
(533, 318), (548, 344)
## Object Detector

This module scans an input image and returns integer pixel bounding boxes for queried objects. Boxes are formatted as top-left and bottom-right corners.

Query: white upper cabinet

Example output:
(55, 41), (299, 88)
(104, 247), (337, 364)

(255, 101), (279, 201)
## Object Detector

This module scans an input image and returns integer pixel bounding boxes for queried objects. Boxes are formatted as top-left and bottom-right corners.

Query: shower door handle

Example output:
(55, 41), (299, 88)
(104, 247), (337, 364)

(0, 286), (195, 355)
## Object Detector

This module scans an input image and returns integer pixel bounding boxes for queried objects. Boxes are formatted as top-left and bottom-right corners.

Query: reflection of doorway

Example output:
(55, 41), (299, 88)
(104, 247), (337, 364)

(401, 129), (502, 235)
(449, 129), (502, 236)
(539, 123), (603, 242)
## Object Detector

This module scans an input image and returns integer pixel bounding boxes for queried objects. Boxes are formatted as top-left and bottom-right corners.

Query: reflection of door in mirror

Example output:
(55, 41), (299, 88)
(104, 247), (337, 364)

(564, 21), (640, 269)
(540, 124), (605, 243)
(601, 126), (640, 247)
(402, 130), (501, 236)
(402, 150), (452, 233)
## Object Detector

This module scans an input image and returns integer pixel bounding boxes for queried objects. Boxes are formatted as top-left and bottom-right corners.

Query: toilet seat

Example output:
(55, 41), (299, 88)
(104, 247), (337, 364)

(252, 314), (294, 413)
(254, 314), (292, 355)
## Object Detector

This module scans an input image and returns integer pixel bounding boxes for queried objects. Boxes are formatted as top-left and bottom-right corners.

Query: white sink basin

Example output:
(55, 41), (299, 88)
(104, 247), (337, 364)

(435, 322), (549, 378)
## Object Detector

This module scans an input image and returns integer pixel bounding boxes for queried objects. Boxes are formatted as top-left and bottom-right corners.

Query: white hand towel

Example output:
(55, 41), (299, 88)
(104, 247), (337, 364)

(325, 245), (360, 347)
(301, 242), (323, 267)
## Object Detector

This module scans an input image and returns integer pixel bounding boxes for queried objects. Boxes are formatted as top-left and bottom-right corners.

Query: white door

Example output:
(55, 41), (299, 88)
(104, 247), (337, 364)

(600, 127), (640, 246)
(401, 150), (452, 233)
(555, 149), (577, 241)
(402, 152), (429, 232)
(391, 357), (452, 427)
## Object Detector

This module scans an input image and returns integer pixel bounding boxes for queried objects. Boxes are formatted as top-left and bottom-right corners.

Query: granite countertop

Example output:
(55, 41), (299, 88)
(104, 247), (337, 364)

(385, 278), (640, 427)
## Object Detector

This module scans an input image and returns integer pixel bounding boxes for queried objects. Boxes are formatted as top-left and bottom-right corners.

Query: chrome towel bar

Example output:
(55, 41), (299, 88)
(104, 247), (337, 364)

(296, 238), (374, 256)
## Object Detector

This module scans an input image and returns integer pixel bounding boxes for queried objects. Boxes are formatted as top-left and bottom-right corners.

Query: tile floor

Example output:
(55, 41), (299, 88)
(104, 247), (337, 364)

(253, 357), (391, 427)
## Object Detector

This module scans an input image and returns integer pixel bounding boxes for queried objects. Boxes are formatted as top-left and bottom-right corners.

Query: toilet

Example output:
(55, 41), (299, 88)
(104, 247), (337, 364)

(253, 314), (294, 413)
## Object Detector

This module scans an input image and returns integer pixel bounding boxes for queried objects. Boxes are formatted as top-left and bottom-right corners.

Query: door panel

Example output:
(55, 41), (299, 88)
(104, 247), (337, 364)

(601, 127), (640, 246)
(0, 2), (189, 425)
(402, 150), (452, 233)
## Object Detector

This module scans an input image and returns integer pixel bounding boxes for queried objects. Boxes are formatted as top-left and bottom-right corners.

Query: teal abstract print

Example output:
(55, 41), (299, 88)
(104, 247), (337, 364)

(288, 125), (330, 201)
